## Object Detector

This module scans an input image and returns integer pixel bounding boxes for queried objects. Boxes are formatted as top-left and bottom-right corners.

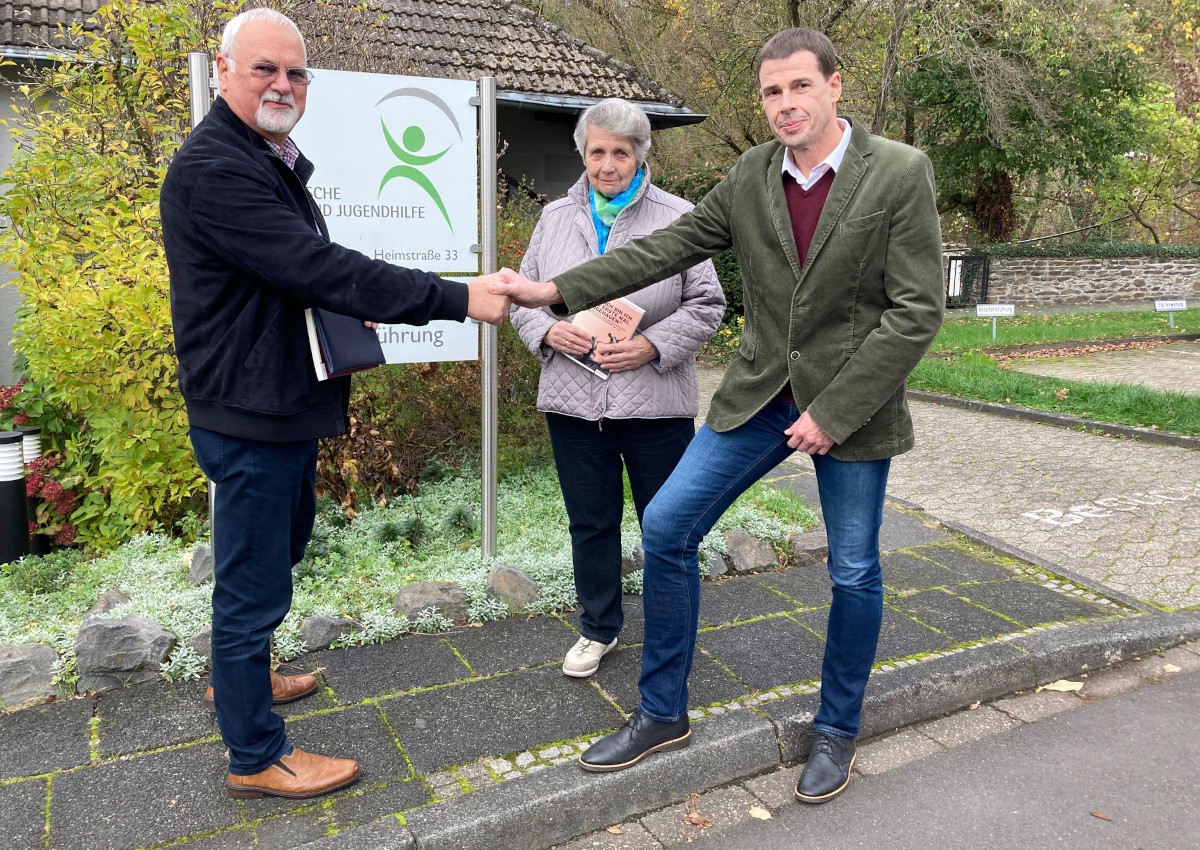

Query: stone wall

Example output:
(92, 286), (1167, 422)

(984, 257), (1200, 306)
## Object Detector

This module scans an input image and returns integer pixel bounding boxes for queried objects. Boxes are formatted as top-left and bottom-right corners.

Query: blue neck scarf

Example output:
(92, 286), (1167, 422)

(590, 166), (645, 254)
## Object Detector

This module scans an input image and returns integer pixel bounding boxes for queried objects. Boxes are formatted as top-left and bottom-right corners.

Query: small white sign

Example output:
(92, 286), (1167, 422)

(1155, 299), (1187, 312)
(377, 279), (479, 363)
(976, 304), (1015, 317)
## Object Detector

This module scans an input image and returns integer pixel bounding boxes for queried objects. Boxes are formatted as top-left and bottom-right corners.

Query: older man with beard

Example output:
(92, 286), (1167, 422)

(160, 8), (508, 799)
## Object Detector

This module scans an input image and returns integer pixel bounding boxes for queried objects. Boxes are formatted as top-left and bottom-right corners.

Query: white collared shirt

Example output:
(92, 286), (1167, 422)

(781, 118), (852, 190)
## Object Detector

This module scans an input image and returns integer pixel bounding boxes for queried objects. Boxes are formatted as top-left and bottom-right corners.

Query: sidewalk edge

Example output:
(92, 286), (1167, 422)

(295, 614), (1200, 850)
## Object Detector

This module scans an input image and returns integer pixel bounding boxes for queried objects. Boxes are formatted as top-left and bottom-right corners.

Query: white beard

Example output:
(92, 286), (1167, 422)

(257, 92), (299, 135)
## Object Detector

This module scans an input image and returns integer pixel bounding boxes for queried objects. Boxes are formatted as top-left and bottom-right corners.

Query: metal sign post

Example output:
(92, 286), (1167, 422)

(976, 303), (1016, 340)
(1155, 299), (1187, 330)
(478, 78), (498, 559)
(187, 52), (217, 547)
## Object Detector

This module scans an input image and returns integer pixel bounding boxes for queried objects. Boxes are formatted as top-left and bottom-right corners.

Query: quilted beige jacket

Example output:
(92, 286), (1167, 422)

(511, 169), (725, 421)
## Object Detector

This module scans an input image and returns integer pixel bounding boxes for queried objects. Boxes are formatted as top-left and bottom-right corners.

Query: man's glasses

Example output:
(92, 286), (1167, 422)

(228, 58), (314, 86)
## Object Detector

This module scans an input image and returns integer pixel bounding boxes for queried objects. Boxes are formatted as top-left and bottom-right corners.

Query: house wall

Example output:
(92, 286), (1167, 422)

(497, 107), (580, 204)
(987, 257), (1200, 306)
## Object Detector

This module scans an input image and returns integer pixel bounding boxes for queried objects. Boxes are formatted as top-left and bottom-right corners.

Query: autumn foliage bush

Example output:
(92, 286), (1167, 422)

(0, 0), (214, 548)
(314, 186), (548, 513)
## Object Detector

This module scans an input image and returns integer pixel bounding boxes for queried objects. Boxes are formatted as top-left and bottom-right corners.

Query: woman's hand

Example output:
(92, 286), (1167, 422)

(543, 320), (596, 356)
(593, 335), (658, 373)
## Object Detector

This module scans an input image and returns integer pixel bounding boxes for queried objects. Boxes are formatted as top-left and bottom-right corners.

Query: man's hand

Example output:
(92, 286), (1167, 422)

(786, 410), (835, 455)
(467, 273), (511, 325)
(594, 335), (658, 373)
(543, 320), (596, 356)
(489, 267), (563, 308)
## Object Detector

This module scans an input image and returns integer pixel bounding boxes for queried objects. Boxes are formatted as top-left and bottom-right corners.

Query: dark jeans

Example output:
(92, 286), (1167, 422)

(189, 426), (318, 775)
(637, 399), (890, 738)
(546, 413), (694, 644)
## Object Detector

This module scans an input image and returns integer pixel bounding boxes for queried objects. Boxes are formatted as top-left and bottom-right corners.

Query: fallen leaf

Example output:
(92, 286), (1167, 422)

(968, 701), (981, 710)
(749, 807), (772, 820)
(684, 812), (713, 829)
(605, 826), (623, 835)
(1037, 679), (1083, 692)
(1055, 388), (1069, 400)
(1164, 663), (1181, 673)
(1091, 811), (1111, 821)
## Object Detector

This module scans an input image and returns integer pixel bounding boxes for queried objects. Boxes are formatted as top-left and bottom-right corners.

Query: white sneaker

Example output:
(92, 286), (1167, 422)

(562, 635), (618, 678)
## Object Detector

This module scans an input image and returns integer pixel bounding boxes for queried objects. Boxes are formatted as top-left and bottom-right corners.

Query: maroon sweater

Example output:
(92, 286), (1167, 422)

(783, 167), (835, 266)
(778, 168), (835, 404)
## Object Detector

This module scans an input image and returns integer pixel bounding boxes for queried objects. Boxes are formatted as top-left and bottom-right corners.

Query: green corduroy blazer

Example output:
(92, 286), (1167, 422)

(553, 118), (945, 461)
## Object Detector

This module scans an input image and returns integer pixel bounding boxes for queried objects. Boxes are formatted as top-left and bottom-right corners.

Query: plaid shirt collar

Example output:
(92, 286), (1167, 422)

(266, 136), (300, 170)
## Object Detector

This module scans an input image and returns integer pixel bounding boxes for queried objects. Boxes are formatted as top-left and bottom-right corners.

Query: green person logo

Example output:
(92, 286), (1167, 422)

(376, 88), (461, 233)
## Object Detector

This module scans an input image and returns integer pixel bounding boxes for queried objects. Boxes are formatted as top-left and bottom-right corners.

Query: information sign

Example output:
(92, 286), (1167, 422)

(976, 304), (1016, 317)
(290, 69), (481, 361)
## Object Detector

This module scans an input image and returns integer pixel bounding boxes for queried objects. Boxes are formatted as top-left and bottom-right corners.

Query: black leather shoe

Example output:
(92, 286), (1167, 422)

(579, 712), (691, 773)
(795, 731), (856, 803)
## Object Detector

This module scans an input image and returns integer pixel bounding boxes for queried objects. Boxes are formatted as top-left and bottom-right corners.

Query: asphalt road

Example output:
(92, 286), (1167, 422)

(688, 670), (1200, 849)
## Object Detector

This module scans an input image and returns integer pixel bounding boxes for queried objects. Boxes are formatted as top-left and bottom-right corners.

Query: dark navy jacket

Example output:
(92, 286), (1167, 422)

(161, 97), (469, 441)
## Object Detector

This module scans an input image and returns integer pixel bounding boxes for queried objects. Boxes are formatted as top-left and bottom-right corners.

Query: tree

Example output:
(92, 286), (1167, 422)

(899, 0), (1151, 241)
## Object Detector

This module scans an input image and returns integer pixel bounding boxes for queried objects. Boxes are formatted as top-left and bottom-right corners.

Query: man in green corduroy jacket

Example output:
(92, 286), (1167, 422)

(493, 26), (944, 804)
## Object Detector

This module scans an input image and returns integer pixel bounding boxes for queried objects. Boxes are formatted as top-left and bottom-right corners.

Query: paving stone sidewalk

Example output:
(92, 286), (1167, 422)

(1004, 339), (1200, 394)
(0, 496), (1152, 850)
(884, 401), (1200, 610)
(699, 334), (1200, 613)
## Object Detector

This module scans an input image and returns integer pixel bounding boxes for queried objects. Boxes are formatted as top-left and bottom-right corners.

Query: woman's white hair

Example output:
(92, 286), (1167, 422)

(219, 8), (307, 61)
(574, 98), (652, 166)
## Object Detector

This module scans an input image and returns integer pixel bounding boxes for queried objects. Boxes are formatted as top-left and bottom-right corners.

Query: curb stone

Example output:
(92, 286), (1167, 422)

(399, 711), (777, 850)
(1010, 611), (1200, 685)
(295, 613), (1200, 850)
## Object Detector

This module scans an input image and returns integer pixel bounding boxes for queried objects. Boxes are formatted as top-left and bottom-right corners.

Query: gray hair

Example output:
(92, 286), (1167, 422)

(574, 99), (652, 165)
(220, 8), (307, 61)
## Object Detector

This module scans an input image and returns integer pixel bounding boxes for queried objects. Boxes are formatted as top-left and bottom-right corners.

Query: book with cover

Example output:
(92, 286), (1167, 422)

(304, 307), (386, 381)
(563, 297), (646, 380)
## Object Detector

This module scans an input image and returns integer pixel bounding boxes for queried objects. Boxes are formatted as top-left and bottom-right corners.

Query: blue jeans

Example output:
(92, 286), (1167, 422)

(546, 413), (694, 643)
(637, 399), (889, 738)
(189, 427), (318, 775)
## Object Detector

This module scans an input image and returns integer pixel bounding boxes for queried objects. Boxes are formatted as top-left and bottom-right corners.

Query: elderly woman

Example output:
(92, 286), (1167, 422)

(511, 99), (725, 678)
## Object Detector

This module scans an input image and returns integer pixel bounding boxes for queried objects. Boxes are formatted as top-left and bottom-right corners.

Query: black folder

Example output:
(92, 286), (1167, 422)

(304, 307), (386, 381)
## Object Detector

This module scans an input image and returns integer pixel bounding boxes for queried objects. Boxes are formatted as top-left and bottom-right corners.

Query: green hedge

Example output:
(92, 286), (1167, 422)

(966, 241), (1200, 259)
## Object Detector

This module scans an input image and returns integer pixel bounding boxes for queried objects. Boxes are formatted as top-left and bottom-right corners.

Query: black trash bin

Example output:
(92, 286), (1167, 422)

(0, 430), (30, 565)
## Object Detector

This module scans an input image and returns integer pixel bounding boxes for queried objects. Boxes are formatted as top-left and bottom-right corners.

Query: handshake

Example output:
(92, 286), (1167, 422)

(465, 268), (563, 325)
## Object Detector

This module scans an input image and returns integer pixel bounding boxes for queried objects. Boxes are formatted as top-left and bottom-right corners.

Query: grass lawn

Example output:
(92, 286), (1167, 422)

(932, 309), (1200, 353)
(910, 353), (1200, 435)
(911, 309), (1200, 435)
(0, 460), (819, 684)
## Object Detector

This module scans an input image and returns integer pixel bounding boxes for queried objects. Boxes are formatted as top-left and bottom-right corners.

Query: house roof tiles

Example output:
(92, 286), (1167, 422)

(0, 0), (684, 106)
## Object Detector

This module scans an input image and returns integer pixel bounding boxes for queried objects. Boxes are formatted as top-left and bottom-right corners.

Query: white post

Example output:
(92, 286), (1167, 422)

(478, 77), (498, 560)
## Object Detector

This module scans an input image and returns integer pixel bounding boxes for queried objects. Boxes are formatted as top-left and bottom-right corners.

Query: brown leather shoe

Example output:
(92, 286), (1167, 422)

(202, 671), (319, 712)
(226, 748), (359, 799)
